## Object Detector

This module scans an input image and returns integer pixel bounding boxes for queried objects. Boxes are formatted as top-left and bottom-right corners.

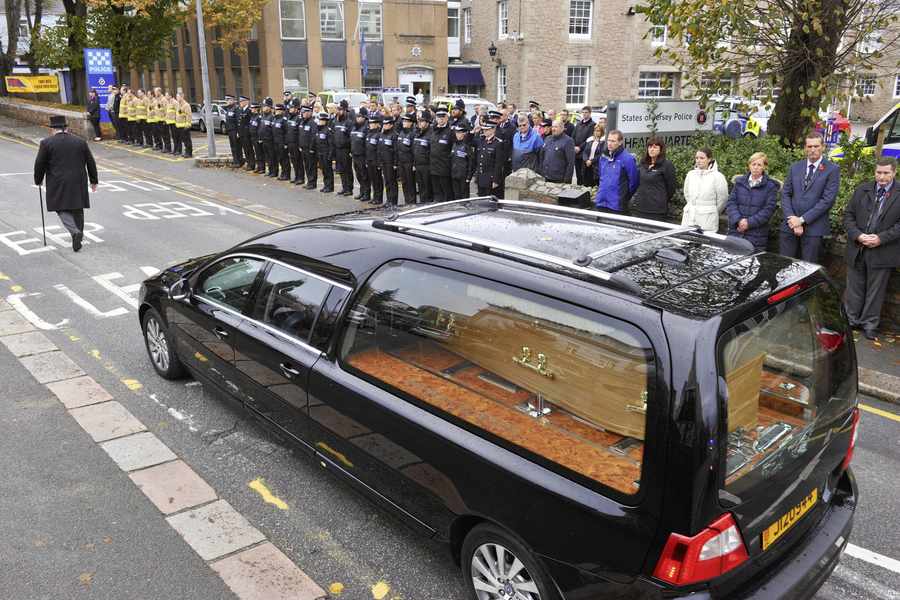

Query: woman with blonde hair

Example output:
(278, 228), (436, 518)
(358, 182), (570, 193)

(725, 151), (780, 251)
(581, 122), (606, 187)
(681, 147), (729, 231)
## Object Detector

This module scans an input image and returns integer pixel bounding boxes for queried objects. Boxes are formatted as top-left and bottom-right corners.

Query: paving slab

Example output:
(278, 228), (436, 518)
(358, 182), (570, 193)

(129, 459), (218, 515)
(0, 331), (57, 357)
(45, 375), (113, 409)
(0, 310), (35, 335)
(0, 297), (11, 311)
(166, 499), (265, 561)
(100, 431), (178, 472)
(211, 542), (326, 600)
(69, 401), (147, 442)
(18, 350), (84, 383)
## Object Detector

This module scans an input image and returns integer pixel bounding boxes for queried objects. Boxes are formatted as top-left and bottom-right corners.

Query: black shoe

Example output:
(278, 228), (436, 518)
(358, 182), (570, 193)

(369, 199), (383, 205)
(304, 184), (316, 190)
(267, 173), (278, 178)
(353, 194), (363, 200)
(72, 232), (83, 252)
(341, 190), (354, 196)
(278, 176), (290, 181)
(320, 187), (333, 193)
(863, 329), (878, 341)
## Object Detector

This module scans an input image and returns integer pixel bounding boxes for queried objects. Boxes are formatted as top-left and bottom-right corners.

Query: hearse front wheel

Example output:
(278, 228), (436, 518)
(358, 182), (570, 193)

(142, 308), (186, 380)
(461, 523), (560, 600)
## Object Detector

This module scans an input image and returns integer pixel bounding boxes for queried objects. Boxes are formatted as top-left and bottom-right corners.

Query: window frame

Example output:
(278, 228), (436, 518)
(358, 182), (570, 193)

(568, 0), (592, 39)
(279, 0), (307, 40)
(637, 71), (674, 98)
(249, 261), (335, 346)
(855, 75), (876, 97)
(322, 67), (346, 90)
(194, 255), (267, 315)
(362, 66), (383, 93)
(463, 7), (472, 44)
(358, 0), (383, 42)
(498, 0), (509, 39)
(565, 65), (590, 107)
(496, 65), (507, 103)
(448, 5), (460, 39)
(650, 24), (667, 46)
(283, 66), (310, 95)
(319, 0), (345, 41)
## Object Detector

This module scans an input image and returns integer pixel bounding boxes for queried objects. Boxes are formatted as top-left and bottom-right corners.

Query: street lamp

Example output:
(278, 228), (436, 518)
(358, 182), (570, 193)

(488, 42), (497, 58)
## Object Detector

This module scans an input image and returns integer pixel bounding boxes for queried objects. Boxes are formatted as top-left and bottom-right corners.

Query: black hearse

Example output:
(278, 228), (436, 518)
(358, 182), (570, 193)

(139, 198), (859, 599)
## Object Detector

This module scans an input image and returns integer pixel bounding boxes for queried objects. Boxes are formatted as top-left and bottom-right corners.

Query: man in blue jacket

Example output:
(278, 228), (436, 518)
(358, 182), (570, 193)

(780, 131), (840, 262)
(595, 130), (639, 212)
(538, 119), (575, 183)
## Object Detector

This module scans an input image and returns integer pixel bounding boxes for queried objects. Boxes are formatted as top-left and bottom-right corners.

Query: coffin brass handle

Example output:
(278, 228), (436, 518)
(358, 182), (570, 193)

(512, 346), (554, 379)
(626, 391), (649, 414)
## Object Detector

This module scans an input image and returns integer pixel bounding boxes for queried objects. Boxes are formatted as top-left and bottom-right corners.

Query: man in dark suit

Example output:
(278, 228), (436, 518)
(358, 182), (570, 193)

(33, 116), (99, 252)
(843, 157), (900, 340)
(780, 130), (840, 262)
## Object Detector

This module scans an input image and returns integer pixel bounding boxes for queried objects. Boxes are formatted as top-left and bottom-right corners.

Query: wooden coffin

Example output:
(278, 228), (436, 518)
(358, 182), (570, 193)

(724, 353), (764, 433)
(436, 305), (651, 439)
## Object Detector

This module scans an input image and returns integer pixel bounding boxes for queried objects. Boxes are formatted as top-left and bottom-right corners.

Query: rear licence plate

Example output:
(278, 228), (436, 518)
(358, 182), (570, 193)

(762, 488), (818, 551)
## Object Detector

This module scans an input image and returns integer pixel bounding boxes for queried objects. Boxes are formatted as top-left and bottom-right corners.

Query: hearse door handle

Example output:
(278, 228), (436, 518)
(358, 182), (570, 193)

(213, 326), (229, 340)
(280, 362), (301, 379)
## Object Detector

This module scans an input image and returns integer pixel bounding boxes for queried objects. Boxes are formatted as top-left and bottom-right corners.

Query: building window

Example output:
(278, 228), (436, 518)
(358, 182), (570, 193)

(280, 0), (306, 40)
(498, 0), (508, 39)
(856, 76), (876, 97)
(569, 0), (592, 37)
(496, 65), (507, 103)
(249, 67), (262, 101)
(448, 6), (460, 38)
(463, 8), (472, 44)
(700, 74), (733, 96)
(359, 1), (382, 41)
(323, 67), (345, 89)
(754, 78), (781, 100)
(175, 71), (183, 95)
(283, 67), (309, 94)
(249, 23), (258, 41)
(566, 66), (589, 105)
(215, 67), (226, 99)
(650, 25), (667, 46)
(638, 71), (674, 98)
(894, 75), (900, 98)
(320, 0), (344, 41)
(362, 67), (383, 93)
(232, 67), (243, 97)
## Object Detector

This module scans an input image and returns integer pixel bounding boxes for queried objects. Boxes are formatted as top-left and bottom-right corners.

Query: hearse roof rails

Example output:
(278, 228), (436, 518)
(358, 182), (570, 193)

(371, 218), (642, 295)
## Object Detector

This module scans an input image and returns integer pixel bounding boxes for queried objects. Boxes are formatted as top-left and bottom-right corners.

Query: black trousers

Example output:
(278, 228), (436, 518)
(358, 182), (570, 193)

(303, 149), (318, 185)
(153, 122), (164, 148)
(452, 178), (470, 200)
(845, 253), (892, 331)
(399, 162), (416, 204)
(278, 144), (291, 179)
(431, 174), (452, 203)
(335, 148), (353, 193)
(382, 164), (398, 205)
(109, 114), (118, 139)
(287, 144), (302, 182)
(575, 160), (587, 186)
(415, 165), (432, 203)
(255, 141), (265, 172)
(367, 162), (383, 203)
(56, 209), (84, 238)
(263, 141), (277, 176)
(228, 130), (243, 165)
(319, 153), (334, 190)
(168, 124), (179, 153)
(353, 155), (369, 199)
(779, 232), (823, 263)
(180, 127), (192, 156)
(243, 132), (257, 170)
(160, 123), (172, 151)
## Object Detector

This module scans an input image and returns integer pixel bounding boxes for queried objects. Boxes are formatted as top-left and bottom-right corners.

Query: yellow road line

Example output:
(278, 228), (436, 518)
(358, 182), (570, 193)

(860, 403), (900, 423)
(0, 133), (37, 148)
(248, 478), (289, 510)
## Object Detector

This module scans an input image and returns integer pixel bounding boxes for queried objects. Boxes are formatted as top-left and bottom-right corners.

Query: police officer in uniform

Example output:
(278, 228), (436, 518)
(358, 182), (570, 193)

(378, 116), (400, 205)
(429, 107), (454, 202)
(350, 107), (370, 201)
(474, 120), (507, 197)
(398, 113), (417, 204)
(404, 96), (418, 120)
(253, 104), (266, 173)
(451, 121), (475, 200)
(413, 110), (433, 203)
(285, 99), (303, 184)
(224, 95), (242, 166)
(365, 115), (383, 205)
(450, 98), (466, 128)
(248, 104), (262, 173)
(332, 100), (354, 196)
(272, 103), (289, 180)
(316, 112), (335, 193)
(259, 98), (276, 177)
(239, 97), (255, 170)
(299, 106), (318, 189)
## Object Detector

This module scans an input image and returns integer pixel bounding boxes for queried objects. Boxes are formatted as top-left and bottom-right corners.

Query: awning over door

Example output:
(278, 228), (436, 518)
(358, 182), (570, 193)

(448, 66), (485, 86)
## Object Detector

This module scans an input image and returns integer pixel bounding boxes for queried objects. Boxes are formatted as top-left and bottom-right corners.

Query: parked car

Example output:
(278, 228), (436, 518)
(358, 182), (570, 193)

(432, 94), (497, 115)
(190, 103), (226, 134)
(140, 198), (859, 600)
(711, 96), (771, 138)
(830, 102), (900, 160)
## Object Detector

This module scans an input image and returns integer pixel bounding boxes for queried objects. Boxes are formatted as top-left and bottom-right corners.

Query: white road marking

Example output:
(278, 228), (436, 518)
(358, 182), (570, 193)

(0, 224), (104, 256)
(6, 292), (69, 330)
(845, 543), (900, 575)
(140, 266), (161, 277)
(829, 561), (900, 599)
(0, 231), (54, 255)
(53, 284), (129, 319)
(121, 201), (215, 220)
(0, 172), (32, 177)
(92, 272), (141, 310)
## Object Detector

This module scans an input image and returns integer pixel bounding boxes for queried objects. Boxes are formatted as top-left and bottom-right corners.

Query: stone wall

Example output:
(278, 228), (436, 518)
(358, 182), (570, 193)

(0, 98), (92, 139)
(504, 168), (899, 332)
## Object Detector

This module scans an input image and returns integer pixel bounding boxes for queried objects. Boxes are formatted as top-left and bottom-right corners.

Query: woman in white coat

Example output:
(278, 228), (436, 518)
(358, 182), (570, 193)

(681, 148), (729, 232)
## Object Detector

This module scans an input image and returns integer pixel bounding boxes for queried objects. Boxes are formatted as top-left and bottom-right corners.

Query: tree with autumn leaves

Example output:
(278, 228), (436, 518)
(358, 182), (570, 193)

(30, 0), (267, 103)
(639, 0), (900, 145)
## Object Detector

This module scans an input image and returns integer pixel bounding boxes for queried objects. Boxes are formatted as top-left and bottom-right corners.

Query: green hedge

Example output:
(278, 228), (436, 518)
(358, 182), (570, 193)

(662, 133), (876, 238)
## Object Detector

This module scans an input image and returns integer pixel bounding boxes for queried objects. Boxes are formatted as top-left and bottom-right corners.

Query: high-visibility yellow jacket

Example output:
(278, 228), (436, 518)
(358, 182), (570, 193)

(120, 96), (131, 121)
(175, 102), (192, 128)
(165, 101), (178, 124)
(147, 98), (159, 123)
(134, 98), (148, 120)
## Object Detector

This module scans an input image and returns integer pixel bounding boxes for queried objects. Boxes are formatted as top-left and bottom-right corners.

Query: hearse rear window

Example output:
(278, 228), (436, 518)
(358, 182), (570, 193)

(339, 260), (655, 495)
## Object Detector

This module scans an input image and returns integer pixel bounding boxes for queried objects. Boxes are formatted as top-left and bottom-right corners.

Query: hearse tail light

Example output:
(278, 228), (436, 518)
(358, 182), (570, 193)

(840, 407), (860, 472)
(653, 513), (749, 586)
(767, 283), (803, 305)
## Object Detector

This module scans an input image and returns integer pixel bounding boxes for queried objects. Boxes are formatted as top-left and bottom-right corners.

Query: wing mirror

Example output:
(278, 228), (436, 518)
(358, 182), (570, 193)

(169, 278), (191, 301)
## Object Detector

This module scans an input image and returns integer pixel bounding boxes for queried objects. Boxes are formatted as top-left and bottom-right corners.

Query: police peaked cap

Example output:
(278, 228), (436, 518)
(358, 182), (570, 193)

(434, 107), (449, 116)
(250, 103), (260, 109)
(368, 114), (382, 124)
(238, 95), (250, 102)
(488, 109), (502, 119)
(274, 104), (285, 110)
(541, 118), (553, 127)
(301, 105), (313, 112)
(224, 94), (235, 101)
(263, 97), (274, 107)
(406, 96), (417, 106)
(290, 98), (301, 108)
(317, 112), (330, 120)
(528, 99), (540, 108)
(481, 121), (496, 129)
(381, 116), (395, 125)
(401, 113), (415, 122)
(452, 122), (469, 132)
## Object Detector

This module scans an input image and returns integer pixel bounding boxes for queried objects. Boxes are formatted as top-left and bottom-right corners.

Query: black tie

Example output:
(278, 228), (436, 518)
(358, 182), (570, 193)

(804, 163), (815, 189)
(866, 187), (887, 232)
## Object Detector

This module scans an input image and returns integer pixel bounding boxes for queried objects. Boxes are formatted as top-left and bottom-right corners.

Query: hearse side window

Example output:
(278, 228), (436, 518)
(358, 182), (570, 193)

(339, 260), (654, 495)
(718, 285), (854, 496)
(196, 256), (264, 313)
(250, 263), (332, 343)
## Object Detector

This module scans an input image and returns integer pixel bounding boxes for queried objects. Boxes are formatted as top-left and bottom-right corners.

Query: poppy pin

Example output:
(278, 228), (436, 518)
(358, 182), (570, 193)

(818, 164), (825, 172)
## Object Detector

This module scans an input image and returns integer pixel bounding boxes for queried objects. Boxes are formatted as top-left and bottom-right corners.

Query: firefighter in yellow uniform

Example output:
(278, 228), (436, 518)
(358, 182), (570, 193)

(164, 92), (177, 154)
(147, 89), (160, 150)
(175, 91), (193, 158)
(120, 89), (133, 144)
(134, 89), (148, 147)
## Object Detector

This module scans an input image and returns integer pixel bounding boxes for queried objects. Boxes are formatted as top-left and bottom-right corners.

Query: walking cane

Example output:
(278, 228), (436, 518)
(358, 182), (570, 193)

(38, 185), (47, 246)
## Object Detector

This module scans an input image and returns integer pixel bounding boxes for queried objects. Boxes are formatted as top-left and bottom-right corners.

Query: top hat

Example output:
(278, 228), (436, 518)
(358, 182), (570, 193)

(49, 115), (68, 129)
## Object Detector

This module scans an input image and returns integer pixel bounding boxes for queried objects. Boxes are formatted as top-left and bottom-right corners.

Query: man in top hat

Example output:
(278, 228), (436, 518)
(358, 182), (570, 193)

(33, 116), (99, 252)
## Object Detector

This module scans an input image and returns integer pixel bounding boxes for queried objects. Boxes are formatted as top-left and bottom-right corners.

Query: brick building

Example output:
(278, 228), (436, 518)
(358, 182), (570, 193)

(131, 0), (448, 104)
